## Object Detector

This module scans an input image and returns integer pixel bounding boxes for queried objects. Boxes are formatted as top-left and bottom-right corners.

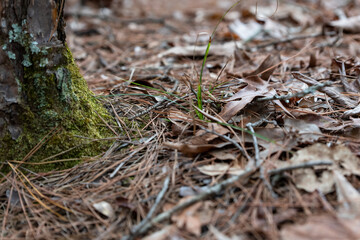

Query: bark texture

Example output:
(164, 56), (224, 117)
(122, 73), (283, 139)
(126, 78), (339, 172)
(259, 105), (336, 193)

(0, 0), (112, 169)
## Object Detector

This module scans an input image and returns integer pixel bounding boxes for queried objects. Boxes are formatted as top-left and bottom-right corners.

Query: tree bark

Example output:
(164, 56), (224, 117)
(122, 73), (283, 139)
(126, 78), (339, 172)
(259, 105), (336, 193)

(0, 0), (112, 169)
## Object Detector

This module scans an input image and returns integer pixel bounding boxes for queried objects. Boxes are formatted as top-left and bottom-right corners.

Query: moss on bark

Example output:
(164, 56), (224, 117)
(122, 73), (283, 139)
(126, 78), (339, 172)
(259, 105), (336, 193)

(0, 21), (114, 172)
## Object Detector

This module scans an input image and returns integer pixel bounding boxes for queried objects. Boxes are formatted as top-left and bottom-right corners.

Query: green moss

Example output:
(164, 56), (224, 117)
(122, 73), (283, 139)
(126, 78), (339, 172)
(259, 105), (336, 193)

(0, 23), (114, 173)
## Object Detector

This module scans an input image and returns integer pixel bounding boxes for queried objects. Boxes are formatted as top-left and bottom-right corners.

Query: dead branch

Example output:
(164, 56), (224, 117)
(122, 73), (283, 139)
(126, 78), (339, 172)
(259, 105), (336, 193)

(121, 160), (333, 239)
(122, 167), (257, 240)
(292, 72), (357, 108)
(257, 81), (333, 102)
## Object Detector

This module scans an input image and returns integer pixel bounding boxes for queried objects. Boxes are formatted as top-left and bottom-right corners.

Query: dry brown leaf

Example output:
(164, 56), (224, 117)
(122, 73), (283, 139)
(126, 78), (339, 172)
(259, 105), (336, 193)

(277, 143), (360, 193)
(220, 76), (275, 121)
(284, 118), (322, 143)
(196, 123), (230, 142)
(209, 149), (237, 161)
(168, 109), (194, 122)
(343, 104), (360, 118)
(143, 225), (177, 240)
(171, 199), (203, 236)
(292, 72), (357, 108)
(280, 215), (360, 240)
(209, 225), (246, 240)
(185, 215), (202, 236)
(163, 142), (218, 155)
(243, 54), (280, 80)
(198, 163), (244, 176)
(334, 170), (360, 218)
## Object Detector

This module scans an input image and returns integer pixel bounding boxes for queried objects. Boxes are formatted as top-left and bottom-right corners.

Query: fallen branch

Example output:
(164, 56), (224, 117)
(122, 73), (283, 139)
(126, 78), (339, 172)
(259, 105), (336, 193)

(122, 167), (257, 240)
(121, 160), (333, 239)
(292, 72), (357, 108)
(246, 32), (323, 51)
(268, 160), (333, 176)
(247, 121), (278, 198)
(257, 80), (333, 102)
(198, 125), (252, 164)
(130, 175), (170, 236)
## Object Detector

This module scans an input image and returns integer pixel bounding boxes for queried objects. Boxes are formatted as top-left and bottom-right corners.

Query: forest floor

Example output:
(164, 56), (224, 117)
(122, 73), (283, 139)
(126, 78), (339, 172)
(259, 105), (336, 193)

(2, 0), (360, 239)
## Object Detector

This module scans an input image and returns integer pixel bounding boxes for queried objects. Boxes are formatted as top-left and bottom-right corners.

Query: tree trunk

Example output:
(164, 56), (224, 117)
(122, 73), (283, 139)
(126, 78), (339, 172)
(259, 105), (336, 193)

(0, 0), (112, 170)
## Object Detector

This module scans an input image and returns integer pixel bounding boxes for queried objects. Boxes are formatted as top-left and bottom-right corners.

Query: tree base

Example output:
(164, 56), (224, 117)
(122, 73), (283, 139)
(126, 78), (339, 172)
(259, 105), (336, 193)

(0, 46), (114, 172)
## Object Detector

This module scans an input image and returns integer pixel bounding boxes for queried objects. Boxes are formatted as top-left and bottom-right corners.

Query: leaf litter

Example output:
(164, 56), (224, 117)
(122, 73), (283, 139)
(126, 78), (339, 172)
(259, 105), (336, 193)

(1, 0), (360, 239)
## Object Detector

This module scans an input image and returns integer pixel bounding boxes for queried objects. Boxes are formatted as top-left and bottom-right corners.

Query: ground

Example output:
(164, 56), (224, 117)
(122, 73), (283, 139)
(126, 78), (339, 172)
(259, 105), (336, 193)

(1, 0), (360, 239)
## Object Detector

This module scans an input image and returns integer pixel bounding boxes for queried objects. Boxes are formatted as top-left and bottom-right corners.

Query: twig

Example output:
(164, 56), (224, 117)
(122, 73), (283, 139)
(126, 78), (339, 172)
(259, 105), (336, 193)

(245, 32), (325, 51)
(257, 81), (333, 102)
(122, 160), (332, 238)
(128, 75), (179, 120)
(246, 123), (260, 167)
(268, 160), (333, 176)
(246, 122), (278, 198)
(292, 72), (357, 108)
(198, 125), (253, 165)
(121, 167), (258, 240)
(129, 175), (170, 238)
(109, 147), (143, 178)
(164, 93), (189, 108)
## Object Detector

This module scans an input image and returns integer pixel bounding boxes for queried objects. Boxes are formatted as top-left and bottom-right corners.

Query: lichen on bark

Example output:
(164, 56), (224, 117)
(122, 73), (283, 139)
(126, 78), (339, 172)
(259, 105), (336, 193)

(0, 0), (114, 172)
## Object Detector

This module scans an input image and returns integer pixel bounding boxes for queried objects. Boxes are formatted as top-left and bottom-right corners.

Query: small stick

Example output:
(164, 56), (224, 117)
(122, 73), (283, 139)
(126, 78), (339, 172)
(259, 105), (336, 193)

(121, 160), (333, 239)
(129, 176), (170, 238)
(268, 160), (333, 176)
(247, 122), (278, 198)
(121, 167), (257, 240)
(129, 75), (179, 120)
(257, 81), (333, 102)
(246, 32), (322, 51)
(292, 72), (357, 108)
(245, 31), (336, 51)
(198, 125), (253, 165)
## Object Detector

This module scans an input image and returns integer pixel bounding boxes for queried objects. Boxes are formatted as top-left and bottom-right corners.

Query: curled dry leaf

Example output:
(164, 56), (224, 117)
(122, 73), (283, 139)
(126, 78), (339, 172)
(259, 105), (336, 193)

(163, 141), (229, 156)
(92, 201), (114, 219)
(164, 122), (230, 155)
(220, 75), (276, 121)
